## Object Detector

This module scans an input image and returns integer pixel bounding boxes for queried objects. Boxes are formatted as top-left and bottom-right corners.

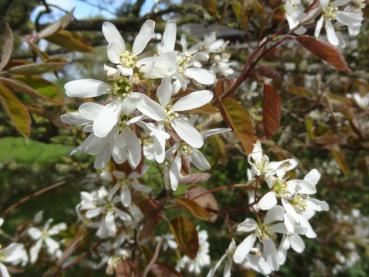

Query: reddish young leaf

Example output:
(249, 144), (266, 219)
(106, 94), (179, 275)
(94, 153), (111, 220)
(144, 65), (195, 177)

(186, 186), (219, 222)
(263, 84), (281, 138)
(296, 35), (350, 72)
(176, 197), (211, 221)
(221, 98), (255, 154)
(169, 216), (199, 259)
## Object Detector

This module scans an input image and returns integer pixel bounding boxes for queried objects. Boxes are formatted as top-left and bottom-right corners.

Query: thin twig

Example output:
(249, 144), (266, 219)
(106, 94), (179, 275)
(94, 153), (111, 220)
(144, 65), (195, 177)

(143, 236), (163, 277)
(2, 180), (66, 217)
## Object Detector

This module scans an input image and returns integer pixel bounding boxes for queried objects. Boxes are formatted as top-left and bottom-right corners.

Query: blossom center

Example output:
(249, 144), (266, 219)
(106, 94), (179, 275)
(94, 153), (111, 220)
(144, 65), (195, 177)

(111, 77), (132, 98)
(256, 224), (276, 241)
(323, 6), (338, 20)
(164, 105), (179, 123)
(180, 144), (193, 156)
(177, 53), (191, 73)
(290, 195), (307, 212)
(272, 180), (289, 197)
(120, 51), (136, 68)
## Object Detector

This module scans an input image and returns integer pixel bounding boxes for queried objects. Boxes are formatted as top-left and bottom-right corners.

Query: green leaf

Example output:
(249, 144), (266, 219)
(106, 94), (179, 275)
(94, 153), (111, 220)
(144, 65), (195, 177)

(0, 23), (14, 71)
(9, 61), (67, 75)
(46, 30), (93, 53)
(263, 84), (281, 138)
(176, 197), (211, 221)
(169, 216), (199, 259)
(0, 83), (31, 137)
(13, 75), (64, 101)
(0, 137), (71, 165)
(221, 98), (255, 154)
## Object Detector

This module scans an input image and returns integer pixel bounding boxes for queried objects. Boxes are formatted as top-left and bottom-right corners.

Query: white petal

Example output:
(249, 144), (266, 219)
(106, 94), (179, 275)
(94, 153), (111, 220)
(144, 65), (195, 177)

(160, 20), (176, 53)
(169, 155), (182, 191)
(79, 102), (104, 121)
(136, 94), (166, 121)
(48, 223), (67, 235)
(86, 207), (103, 218)
(263, 238), (279, 271)
(336, 11), (362, 26)
(107, 43), (123, 64)
(120, 186), (132, 207)
(184, 68), (215, 85)
(94, 145), (111, 169)
(65, 79), (110, 98)
(102, 22), (125, 51)
(237, 218), (257, 233)
(30, 240), (43, 263)
(28, 227), (42, 240)
(171, 118), (204, 148)
(126, 129), (141, 168)
(304, 169), (320, 186)
(0, 264), (10, 277)
(233, 234), (257, 264)
(45, 238), (59, 254)
(290, 234), (305, 253)
(265, 205), (285, 224)
(105, 212), (116, 237)
(132, 20), (155, 56)
(172, 90), (213, 111)
(325, 21), (339, 46)
(190, 149), (210, 170)
(202, 128), (231, 138)
(258, 191), (277, 211)
(157, 78), (172, 107)
(93, 101), (121, 137)
(314, 17), (324, 38)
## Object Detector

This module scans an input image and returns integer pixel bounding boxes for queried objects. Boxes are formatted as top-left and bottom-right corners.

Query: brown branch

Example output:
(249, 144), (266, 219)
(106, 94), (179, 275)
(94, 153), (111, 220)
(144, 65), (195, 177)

(1, 180), (66, 217)
(143, 236), (163, 277)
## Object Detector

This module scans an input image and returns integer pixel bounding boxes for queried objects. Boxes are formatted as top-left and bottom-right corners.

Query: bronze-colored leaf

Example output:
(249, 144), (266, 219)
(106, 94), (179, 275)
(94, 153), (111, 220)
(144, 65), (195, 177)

(150, 263), (182, 277)
(0, 77), (62, 104)
(296, 35), (350, 72)
(169, 216), (199, 259)
(263, 84), (281, 138)
(0, 83), (31, 137)
(0, 23), (14, 71)
(330, 145), (349, 175)
(179, 173), (211, 184)
(176, 197), (211, 221)
(186, 186), (219, 222)
(46, 30), (93, 53)
(9, 61), (67, 75)
(221, 98), (255, 154)
(38, 11), (74, 39)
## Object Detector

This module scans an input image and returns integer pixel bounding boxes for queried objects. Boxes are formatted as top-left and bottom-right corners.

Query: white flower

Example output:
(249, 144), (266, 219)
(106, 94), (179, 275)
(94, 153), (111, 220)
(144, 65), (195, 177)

(257, 176), (298, 211)
(282, 169), (329, 238)
(78, 187), (143, 238)
(109, 169), (151, 207)
(62, 107), (144, 169)
(248, 141), (297, 178)
(96, 234), (133, 275)
(164, 128), (231, 190)
(102, 20), (155, 76)
(352, 92), (369, 109)
(207, 240), (236, 277)
(0, 243), (28, 277)
(64, 78), (144, 138)
(315, 0), (363, 46)
(177, 229), (211, 274)
(210, 53), (237, 77)
(200, 32), (228, 54)
(138, 121), (170, 163)
(233, 205), (287, 271)
(137, 78), (213, 148)
(28, 219), (66, 263)
(284, 0), (307, 33)
(145, 21), (215, 88)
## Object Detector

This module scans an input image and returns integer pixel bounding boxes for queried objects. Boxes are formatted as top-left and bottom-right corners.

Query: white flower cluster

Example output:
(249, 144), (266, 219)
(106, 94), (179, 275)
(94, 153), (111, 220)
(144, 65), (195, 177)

(61, 20), (230, 190)
(209, 141), (329, 275)
(284, 0), (365, 47)
(0, 212), (66, 277)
